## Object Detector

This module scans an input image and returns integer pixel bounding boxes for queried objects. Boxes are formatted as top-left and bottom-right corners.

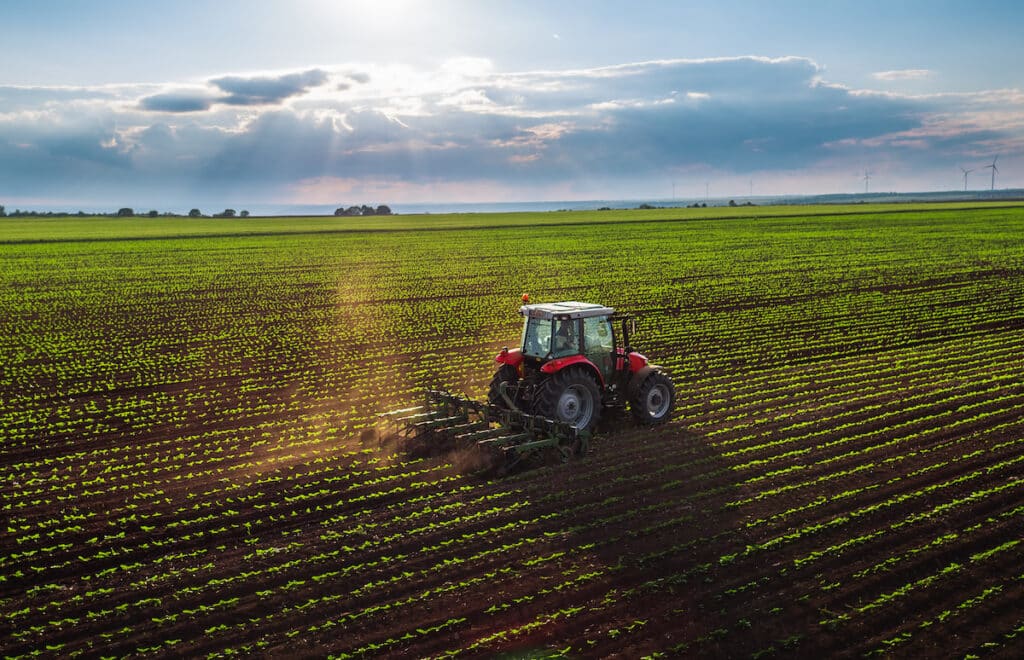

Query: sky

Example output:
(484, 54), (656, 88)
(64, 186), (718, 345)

(1, 0), (1023, 211)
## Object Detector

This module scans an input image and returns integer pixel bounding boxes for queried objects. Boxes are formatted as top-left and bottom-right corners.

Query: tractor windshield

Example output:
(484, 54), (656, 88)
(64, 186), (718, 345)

(521, 317), (552, 358)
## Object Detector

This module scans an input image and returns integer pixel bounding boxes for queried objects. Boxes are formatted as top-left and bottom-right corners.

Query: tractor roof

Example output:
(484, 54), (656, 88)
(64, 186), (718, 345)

(519, 301), (615, 320)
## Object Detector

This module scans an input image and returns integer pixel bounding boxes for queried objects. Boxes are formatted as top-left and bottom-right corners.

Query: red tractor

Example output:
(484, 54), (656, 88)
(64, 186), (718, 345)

(487, 300), (676, 432)
(380, 299), (676, 472)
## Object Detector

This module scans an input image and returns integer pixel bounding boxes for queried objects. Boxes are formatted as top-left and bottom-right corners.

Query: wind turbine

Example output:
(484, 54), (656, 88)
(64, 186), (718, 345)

(863, 170), (871, 194)
(960, 166), (974, 192)
(982, 155), (999, 191)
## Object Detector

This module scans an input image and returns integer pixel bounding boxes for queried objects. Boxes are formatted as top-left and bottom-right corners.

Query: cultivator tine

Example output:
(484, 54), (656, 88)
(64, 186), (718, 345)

(456, 426), (510, 443)
(378, 406), (424, 423)
(380, 405), (425, 417)
(476, 432), (532, 449)
(392, 411), (439, 425)
(412, 414), (468, 431)
(440, 420), (489, 436)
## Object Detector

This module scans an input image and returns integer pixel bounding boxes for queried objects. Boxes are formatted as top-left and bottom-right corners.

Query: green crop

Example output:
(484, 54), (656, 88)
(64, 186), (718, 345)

(2, 202), (1024, 658)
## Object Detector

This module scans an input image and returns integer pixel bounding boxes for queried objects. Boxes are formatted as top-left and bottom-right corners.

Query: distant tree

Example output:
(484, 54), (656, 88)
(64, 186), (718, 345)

(728, 199), (737, 207)
(219, 209), (236, 218)
(188, 208), (202, 218)
(240, 210), (249, 218)
(147, 209), (159, 217)
(0, 205), (5, 217)
(360, 204), (376, 216)
(116, 207), (134, 217)
(375, 204), (392, 216)
(334, 207), (347, 216)
(345, 205), (362, 216)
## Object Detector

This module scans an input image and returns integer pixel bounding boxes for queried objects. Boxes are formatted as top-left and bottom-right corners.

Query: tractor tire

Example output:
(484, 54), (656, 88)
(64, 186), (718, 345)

(631, 371), (676, 425)
(487, 365), (519, 410)
(536, 367), (602, 432)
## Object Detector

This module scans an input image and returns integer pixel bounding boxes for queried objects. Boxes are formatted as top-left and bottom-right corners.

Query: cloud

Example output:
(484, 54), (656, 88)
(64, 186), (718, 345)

(138, 68), (333, 114)
(1, 57), (1022, 209)
(344, 71), (372, 85)
(0, 85), (119, 112)
(139, 90), (217, 113)
(210, 68), (329, 106)
(872, 69), (933, 81)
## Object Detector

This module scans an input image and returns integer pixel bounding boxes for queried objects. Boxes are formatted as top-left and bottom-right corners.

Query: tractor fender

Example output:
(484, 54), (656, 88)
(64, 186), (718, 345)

(627, 351), (649, 372)
(540, 354), (605, 387)
(496, 347), (524, 367)
(627, 364), (663, 400)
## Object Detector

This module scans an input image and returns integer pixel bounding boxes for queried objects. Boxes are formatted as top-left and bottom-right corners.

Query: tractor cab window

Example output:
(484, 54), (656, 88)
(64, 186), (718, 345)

(522, 317), (553, 358)
(551, 318), (579, 358)
(584, 316), (614, 352)
(584, 316), (615, 380)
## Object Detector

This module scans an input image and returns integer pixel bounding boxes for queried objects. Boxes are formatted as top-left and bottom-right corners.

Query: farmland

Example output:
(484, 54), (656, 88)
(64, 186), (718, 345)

(2, 203), (1024, 658)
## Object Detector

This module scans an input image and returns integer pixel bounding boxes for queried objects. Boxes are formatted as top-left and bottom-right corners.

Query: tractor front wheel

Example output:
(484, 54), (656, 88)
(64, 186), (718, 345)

(631, 371), (676, 425)
(536, 367), (602, 432)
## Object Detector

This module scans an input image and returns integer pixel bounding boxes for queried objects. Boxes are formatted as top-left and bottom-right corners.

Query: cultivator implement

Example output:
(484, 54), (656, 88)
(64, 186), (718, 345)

(379, 390), (589, 473)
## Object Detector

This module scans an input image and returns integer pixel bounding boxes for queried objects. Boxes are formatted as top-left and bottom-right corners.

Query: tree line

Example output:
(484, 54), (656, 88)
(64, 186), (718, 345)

(1, 204), (395, 218)
(334, 205), (392, 216)
(0, 206), (251, 218)
(117, 208), (252, 218)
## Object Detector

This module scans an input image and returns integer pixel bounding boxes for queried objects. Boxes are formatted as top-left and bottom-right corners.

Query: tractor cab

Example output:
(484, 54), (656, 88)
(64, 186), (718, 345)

(492, 300), (675, 431)
(519, 302), (619, 382)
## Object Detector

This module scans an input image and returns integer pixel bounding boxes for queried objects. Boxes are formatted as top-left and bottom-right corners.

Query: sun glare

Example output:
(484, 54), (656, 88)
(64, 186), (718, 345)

(315, 0), (418, 30)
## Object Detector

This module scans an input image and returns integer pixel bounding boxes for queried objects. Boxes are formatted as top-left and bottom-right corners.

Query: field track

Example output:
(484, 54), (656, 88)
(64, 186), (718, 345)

(3, 204), (1024, 657)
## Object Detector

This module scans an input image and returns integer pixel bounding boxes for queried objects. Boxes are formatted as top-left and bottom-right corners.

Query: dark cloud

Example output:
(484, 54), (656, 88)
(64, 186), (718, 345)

(0, 117), (133, 204)
(335, 72), (371, 92)
(139, 91), (216, 113)
(468, 57), (823, 115)
(540, 82), (921, 175)
(344, 71), (371, 84)
(138, 68), (330, 113)
(201, 110), (337, 181)
(210, 69), (329, 106)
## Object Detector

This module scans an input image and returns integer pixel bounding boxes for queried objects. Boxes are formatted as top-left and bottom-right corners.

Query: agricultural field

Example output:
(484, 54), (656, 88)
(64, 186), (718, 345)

(2, 203), (1024, 658)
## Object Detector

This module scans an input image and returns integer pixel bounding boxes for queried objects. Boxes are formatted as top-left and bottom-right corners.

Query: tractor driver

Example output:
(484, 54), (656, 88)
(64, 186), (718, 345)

(552, 319), (577, 356)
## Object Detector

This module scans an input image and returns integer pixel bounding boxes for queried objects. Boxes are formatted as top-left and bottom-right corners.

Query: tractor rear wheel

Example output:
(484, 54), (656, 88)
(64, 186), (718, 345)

(631, 371), (676, 425)
(487, 365), (519, 410)
(536, 367), (602, 432)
